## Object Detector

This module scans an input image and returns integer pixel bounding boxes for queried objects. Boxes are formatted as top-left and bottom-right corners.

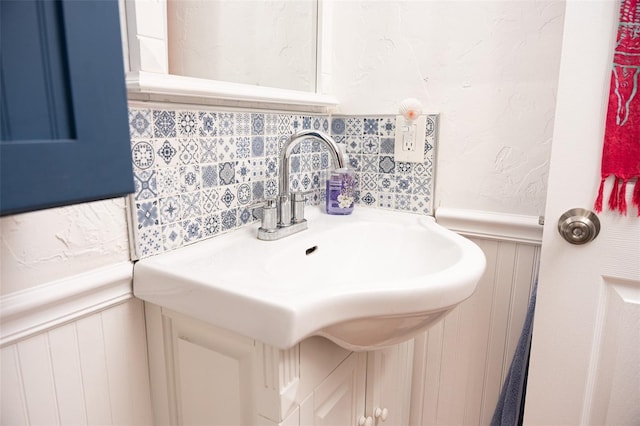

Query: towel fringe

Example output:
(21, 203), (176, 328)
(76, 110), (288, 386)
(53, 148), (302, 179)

(597, 175), (640, 216)
(633, 179), (640, 216)
(608, 177), (620, 211)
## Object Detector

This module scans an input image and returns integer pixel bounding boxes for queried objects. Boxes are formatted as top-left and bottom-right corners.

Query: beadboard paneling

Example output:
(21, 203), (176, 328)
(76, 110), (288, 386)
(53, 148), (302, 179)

(0, 299), (153, 426)
(411, 210), (541, 426)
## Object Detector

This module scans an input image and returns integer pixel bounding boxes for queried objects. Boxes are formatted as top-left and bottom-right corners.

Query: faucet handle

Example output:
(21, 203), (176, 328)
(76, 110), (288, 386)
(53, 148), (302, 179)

(249, 198), (277, 231)
(292, 191), (313, 224)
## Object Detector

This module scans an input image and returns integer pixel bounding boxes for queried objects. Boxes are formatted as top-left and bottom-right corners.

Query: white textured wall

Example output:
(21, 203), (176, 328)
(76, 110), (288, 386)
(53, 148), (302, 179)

(0, 198), (130, 295)
(330, 0), (565, 216)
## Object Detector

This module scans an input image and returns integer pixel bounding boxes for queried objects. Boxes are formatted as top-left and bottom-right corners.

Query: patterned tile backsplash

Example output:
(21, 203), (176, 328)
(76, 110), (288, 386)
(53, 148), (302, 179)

(127, 104), (437, 259)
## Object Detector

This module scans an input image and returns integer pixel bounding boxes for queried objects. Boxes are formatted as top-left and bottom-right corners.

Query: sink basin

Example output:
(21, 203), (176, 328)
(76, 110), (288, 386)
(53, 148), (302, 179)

(133, 207), (486, 351)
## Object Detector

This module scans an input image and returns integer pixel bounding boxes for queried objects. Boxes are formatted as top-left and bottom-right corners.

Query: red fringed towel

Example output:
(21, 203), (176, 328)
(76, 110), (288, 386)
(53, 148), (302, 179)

(595, 0), (640, 216)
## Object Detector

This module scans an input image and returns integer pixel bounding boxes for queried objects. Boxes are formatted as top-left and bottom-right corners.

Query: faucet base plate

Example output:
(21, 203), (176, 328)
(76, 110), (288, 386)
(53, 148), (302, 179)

(258, 220), (308, 241)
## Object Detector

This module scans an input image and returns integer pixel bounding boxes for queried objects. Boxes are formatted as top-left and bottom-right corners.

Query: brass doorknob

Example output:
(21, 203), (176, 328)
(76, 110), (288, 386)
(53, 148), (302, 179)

(557, 208), (600, 245)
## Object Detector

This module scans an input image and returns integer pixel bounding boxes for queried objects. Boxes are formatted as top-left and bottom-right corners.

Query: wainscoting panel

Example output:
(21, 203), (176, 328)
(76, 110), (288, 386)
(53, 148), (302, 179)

(0, 298), (153, 425)
(411, 209), (542, 425)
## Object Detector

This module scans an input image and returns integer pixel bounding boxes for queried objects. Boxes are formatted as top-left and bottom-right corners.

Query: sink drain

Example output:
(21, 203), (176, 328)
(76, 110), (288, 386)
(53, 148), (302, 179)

(305, 245), (319, 256)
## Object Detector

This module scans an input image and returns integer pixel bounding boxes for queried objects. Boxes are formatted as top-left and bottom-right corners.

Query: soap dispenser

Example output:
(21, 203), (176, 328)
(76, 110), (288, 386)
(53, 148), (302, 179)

(325, 166), (355, 215)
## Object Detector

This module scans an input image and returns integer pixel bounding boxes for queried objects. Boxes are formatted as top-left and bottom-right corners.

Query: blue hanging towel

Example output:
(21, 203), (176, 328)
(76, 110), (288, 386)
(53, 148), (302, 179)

(491, 278), (538, 426)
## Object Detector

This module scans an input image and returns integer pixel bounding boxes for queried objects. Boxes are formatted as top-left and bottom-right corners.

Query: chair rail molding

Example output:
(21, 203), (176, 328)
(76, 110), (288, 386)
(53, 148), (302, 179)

(435, 207), (543, 244)
(0, 262), (134, 347)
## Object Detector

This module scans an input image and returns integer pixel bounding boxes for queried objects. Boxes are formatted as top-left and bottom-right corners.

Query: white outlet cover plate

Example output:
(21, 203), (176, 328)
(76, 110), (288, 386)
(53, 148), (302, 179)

(394, 115), (427, 163)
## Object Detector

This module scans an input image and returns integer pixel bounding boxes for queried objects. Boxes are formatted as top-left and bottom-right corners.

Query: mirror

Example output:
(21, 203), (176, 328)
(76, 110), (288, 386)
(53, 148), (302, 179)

(167, 0), (318, 93)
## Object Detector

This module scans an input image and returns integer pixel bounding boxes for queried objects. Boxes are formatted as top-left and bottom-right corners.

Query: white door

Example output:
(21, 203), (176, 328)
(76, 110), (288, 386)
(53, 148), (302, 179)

(524, 1), (640, 425)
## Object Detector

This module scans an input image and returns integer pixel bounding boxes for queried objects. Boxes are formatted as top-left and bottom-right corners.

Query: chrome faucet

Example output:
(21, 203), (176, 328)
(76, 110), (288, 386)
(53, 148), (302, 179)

(253, 130), (346, 241)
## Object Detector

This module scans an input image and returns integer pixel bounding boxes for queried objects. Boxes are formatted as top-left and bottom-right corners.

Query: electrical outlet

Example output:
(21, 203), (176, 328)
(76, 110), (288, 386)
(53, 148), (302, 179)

(394, 115), (427, 162)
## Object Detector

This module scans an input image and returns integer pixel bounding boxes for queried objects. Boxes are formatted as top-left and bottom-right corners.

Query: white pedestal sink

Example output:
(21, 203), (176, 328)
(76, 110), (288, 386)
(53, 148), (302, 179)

(133, 207), (486, 351)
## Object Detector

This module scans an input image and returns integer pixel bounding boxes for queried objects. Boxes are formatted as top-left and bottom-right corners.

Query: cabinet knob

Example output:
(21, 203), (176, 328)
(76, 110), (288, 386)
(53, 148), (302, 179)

(374, 407), (389, 421)
(358, 415), (373, 426)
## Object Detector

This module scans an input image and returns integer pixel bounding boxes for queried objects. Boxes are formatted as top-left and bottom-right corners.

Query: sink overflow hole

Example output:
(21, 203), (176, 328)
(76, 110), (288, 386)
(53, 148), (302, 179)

(305, 246), (319, 256)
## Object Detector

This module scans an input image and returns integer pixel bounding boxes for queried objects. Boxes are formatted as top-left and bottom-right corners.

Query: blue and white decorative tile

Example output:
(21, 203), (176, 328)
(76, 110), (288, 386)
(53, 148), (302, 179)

(300, 173), (313, 191)
(221, 209), (237, 231)
(238, 207), (253, 225)
(396, 175), (413, 194)
(179, 165), (201, 193)
(252, 181), (264, 200)
(277, 115), (292, 134)
(264, 114), (278, 135)
(161, 222), (183, 251)
(183, 218), (203, 244)
(235, 159), (252, 183)
(181, 192), (201, 219)
(218, 162), (235, 186)
(395, 194), (411, 211)
(380, 137), (394, 154)
(346, 117), (362, 135)
(396, 161), (412, 175)
(131, 141), (155, 170)
(300, 155), (312, 172)
(201, 164), (218, 188)
(129, 108), (153, 139)
(235, 113), (251, 136)
(363, 118), (380, 136)
(360, 155), (378, 173)
(380, 117), (396, 136)
(378, 175), (395, 193)
(251, 136), (264, 157)
(345, 136), (363, 154)
(218, 113), (234, 136)
(251, 158), (266, 181)
(176, 111), (198, 137)
(155, 139), (179, 167)
(201, 188), (219, 214)
(138, 226), (162, 257)
(311, 153), (321, 171)
(360, 172), (377, 192)
(133, 169), (157, 200)
(202, 214), (220, 237)
(264, 157), (278, 178)
(153, 110), (176, 138)
(220, 186), (237, 209)
(347, 154), (362, 172)
(265, 136), (280, 156)
(331, 117), (346, 135)
(360, 191), (377, 207)
(412, 175), (431, 195)
(237, 183), (252, 206)
(199, 138), (217, 163)
(251, 113), (264, 135)
(378, 192), (394, 209)
(199, 111), (217, 137)
(379, 156), (395, 174)
(290, 155), (301, 173)
(136, 200), (159, 229)
(265, 179), (278, 198)
(321, 152), (329, 169)
(217, 136), (237, 162)
(178, 138), (199, 165)
(362, 136), (379, 154)
(236, 136), (251, 159)
(156, 167), (180, 197)
(159, 196), (182, 224)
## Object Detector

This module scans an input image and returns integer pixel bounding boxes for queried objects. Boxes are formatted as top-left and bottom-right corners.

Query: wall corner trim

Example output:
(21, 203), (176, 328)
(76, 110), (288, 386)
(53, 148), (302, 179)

(435, 207), (543, 245)
(0, 262), (134, 347)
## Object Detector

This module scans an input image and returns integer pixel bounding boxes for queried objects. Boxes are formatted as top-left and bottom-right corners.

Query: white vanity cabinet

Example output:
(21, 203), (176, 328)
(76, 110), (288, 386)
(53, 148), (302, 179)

(144, 303), (414, 426)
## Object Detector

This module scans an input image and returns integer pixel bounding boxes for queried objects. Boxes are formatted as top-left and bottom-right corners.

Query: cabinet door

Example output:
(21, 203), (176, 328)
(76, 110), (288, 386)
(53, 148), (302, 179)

(366, 340), (414, 426)
(0, 0), (133, 215)
(309, 352), (367, 426)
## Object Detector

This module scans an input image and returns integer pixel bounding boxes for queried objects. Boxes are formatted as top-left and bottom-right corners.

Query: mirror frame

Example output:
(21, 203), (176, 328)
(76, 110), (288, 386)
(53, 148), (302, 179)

(121, 0), (337, 112)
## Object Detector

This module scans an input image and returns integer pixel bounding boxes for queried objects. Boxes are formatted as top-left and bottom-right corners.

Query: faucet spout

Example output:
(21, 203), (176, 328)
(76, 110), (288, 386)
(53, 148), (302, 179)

(279, 130), (346, 198)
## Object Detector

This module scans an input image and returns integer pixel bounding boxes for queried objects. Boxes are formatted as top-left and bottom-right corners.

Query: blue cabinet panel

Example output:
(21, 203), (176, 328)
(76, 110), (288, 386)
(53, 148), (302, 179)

(0, 0), (134, 216)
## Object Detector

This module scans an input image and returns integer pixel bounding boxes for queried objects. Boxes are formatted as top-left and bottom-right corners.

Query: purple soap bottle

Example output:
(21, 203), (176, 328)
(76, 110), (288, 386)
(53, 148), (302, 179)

(325, 168), (355, 215)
